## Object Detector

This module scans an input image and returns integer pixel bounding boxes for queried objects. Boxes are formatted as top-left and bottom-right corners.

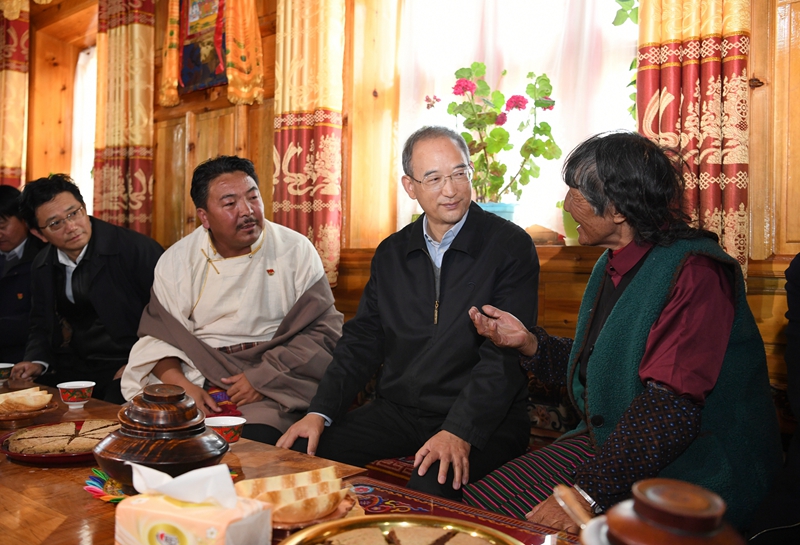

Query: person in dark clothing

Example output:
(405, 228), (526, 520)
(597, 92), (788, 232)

(747, 253), (800, 543)
(277, 126), (540, 501)
(9, 175), (163, 403)
(0, 186), (45, 363)
(465, 132), (780, 533)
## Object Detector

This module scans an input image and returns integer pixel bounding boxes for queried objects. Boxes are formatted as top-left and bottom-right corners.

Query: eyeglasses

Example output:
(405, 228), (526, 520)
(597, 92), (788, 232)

(408, 166), (473, 192)
(41, 206), (86, 232)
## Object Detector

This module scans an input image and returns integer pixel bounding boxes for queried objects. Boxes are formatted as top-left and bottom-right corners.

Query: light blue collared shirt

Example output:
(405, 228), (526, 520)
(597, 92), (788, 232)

(422, 210), (469, 268)
(0, 237), (26, 261)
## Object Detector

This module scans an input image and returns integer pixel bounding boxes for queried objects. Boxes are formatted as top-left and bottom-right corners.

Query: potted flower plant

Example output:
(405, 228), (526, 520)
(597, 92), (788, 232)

(427, 62), (562, 207)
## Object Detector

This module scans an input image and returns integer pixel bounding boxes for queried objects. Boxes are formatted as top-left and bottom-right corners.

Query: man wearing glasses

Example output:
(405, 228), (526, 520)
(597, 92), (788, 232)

(278, 126), (539, 500)
(10, 174), (163, 403)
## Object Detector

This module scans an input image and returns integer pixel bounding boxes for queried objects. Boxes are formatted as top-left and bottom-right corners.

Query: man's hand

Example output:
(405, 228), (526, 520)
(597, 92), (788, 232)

(10, 361), (45, 381)
(468, 305), (538, 356)
(151, 357), (221, 415)
(414, 430), (471, 490)
(220, 373), (264, 406)
(113, 365), (126, 380)
(276, 414), (326, 455)
(526, 491), (591, 534)
(183, 382), (222, 415)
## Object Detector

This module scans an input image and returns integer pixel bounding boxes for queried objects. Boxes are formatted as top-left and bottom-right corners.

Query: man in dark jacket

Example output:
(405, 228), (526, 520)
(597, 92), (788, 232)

(9, 175), (163, 402)
(0, 186), (45, 363)
(278, 126), (540, 500)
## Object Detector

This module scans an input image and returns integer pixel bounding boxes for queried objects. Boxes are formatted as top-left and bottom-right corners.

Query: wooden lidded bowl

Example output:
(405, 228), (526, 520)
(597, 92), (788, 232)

(582, 478), (745, 545)
(93, 384), (228, 490)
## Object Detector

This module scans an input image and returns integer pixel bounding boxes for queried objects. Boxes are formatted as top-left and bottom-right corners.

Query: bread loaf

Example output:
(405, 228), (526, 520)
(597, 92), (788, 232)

(235, 466), (347, 523)
(0, 387), (52, 414)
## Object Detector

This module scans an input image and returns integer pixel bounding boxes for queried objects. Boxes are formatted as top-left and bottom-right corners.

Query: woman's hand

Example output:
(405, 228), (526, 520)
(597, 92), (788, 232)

(468, 305), (538, 356)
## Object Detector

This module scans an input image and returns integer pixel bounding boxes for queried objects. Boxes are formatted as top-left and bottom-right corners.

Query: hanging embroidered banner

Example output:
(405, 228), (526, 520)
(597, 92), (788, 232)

(179, 0), (227, 94)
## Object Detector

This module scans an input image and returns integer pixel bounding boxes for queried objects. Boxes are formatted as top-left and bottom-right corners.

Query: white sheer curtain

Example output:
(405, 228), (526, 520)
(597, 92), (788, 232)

(70, 46), (97, 214)
(396, 0), (639, 234)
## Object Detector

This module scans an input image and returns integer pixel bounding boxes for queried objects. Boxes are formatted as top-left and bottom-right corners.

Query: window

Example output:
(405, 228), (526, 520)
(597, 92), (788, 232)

(396, 0), (638, 235)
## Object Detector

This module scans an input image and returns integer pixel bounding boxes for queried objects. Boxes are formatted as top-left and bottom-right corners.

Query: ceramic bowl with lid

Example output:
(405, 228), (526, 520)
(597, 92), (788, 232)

(93, 384), (228, 491)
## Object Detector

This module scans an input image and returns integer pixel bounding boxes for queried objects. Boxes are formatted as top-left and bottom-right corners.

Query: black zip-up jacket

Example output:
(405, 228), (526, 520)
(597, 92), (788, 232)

(309, 203), (539, 449)
(25, 217), (163, 365)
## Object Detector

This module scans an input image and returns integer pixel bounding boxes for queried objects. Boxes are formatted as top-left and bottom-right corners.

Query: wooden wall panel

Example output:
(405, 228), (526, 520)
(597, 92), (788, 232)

(153, 118), (186, 248)
(342, 0), (400, 249)
(748, 0), (774, 260)
(27, 31), (79, 180)
(776, 1), (800, 253)
(249, 98), (275, 221)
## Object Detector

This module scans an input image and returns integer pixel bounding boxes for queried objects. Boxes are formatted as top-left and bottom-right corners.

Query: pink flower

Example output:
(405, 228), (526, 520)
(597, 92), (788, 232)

(425, 95), (441, 109)
(542, 96), (554, 110)
(453, 79), (477, 96)
(505, 95), (528, 111)
(495, 112), (507, 126)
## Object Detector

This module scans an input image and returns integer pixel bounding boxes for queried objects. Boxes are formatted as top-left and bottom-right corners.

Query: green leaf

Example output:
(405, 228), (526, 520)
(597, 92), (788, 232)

(455, 67), (473, 79)
(529, 162), (541, 178)
(526, 71), (536, 79)
(475, 80), (491, 97)
(525, 83), (538, 100)
(534, 122), (552, 137)
(488, 161), (507, 177)
(629, 92), (637, 100)
(447, 102), (458, 115)
(481, 97), (497, 109)
(461, 132), (474, 144)
(629, 57), (638, 70)
(489, 127), (510, 144)
(617, 0), (635, 9)
(491, 90), (505, 111)
(518, 120), (530, 132)
(471, 62), (486, 78)
(535, 75), (553, 96)
(630, 7), (639, 24)
(612, 9), (629, 26)
(501, 69), (507, 76)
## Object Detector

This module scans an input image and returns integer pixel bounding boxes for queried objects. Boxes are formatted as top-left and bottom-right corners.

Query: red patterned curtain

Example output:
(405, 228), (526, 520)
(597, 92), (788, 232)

(637, 0), (751, 274)
(93, 0), (155, 234)
(0, 0), (28, 187)
(273, 0), (345, 286)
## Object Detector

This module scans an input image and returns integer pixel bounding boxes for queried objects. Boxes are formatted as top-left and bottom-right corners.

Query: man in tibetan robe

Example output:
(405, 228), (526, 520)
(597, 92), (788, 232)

(122, 156), (343, 444)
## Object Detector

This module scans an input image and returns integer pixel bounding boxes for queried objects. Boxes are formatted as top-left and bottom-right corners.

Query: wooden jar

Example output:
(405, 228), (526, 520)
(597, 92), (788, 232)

(581, 479), (745, 545)
(93, 384), (228, 491)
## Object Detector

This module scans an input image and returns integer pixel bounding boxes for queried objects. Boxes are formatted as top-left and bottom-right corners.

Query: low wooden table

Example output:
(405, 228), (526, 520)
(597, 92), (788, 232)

(0, 383), (366, 545)
(0, 383), (574, 545)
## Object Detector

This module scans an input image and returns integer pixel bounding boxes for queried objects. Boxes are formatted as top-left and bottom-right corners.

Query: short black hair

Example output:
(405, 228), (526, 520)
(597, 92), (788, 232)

(0, 185), (22, 221)
(19, 174), (85, 230)
(562, 131), (710, 246)
(401, 126), (470, 177)
(190, 156), (259, 209)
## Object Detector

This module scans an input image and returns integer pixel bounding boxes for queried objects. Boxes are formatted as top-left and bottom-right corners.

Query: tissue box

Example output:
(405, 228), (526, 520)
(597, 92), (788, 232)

(114, 493), (271, 545)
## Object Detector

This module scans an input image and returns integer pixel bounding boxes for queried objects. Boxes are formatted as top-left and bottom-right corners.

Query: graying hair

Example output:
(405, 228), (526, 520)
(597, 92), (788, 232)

(401, 126), (470, 177)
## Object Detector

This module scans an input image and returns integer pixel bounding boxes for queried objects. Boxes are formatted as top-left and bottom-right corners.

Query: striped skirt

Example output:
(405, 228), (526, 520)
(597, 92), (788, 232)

(463, 433), (595, 518)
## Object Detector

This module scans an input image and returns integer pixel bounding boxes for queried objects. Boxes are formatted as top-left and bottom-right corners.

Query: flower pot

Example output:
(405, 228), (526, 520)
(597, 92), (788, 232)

(557, 201), (580, 246)
(477, 202), (516, 222)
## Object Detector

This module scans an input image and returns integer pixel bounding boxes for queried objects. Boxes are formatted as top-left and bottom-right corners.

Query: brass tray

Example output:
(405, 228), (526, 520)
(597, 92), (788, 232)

(277, 514), (525, 545)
